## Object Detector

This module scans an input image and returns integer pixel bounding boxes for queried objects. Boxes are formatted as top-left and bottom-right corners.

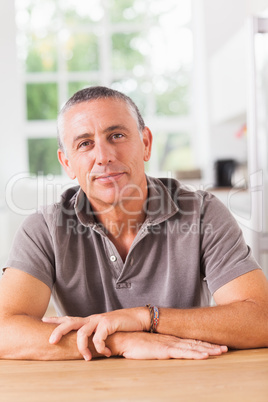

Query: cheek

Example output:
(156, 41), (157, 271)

(75, 151), (93, 165)
(71, 154), (95, 176)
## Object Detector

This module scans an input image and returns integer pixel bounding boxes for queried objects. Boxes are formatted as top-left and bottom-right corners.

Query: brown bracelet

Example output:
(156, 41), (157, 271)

(146, 304), (159, 333)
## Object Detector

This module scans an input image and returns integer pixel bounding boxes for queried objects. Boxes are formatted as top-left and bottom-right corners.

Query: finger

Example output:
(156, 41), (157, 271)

(179, 338), (227, 352)
(49, 320), (86, 344)
(93, 326), (111, 356)
(93, 335), (111, 357)
(193, 340), (228, 352)
(76, 320), (98, 340)
(77, 328), (93, 361)
(76, 323), (111, 358)
(178, 338), (218, 348)
(179, 339), (226, 356)
(168, 347), (209, 360)
(191, 340), (228, 354)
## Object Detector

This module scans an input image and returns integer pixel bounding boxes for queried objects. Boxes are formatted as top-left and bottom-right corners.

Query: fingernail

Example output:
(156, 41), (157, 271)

(83, 355), (90, 361)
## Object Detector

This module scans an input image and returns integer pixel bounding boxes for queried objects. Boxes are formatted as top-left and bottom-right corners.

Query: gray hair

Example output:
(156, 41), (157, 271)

(57, 86), (145, 153)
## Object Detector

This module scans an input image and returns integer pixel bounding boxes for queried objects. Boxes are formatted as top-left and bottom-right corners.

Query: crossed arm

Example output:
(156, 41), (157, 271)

(0, 267), (268, 361)
(44, 268), (268, 360)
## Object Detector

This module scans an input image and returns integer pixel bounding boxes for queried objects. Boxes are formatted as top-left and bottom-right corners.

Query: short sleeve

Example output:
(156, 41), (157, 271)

(200, 193), (261, 294)
(3, 212), (55, 290)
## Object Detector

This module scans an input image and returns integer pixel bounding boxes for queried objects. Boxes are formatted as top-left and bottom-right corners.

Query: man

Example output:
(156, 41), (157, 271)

(0, 86), (268, 361)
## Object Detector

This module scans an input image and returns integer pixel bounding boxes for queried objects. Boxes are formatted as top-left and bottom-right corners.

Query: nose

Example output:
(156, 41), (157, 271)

(94, 139), (113, 166)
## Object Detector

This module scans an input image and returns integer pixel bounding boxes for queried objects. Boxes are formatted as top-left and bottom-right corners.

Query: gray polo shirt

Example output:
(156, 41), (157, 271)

(4, 176), (260, 316)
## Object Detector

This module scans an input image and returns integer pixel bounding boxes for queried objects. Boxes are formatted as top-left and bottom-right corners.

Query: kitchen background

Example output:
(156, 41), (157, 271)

(0, 0), (267, 276)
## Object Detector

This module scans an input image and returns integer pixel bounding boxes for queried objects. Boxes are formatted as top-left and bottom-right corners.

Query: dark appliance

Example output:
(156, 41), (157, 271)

(214, 159), (237, 187)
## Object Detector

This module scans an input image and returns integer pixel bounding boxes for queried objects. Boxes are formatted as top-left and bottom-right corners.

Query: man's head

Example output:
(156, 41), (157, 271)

(57, 86), (145, 154)
(57, 86), (152, 211)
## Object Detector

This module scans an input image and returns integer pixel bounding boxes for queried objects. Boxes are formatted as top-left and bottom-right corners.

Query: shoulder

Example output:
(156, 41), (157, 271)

(41, 184), (80, 224)
(147, 175), (218, 212)
(147, 175), (207, 198)
(18, 185), (80, 235)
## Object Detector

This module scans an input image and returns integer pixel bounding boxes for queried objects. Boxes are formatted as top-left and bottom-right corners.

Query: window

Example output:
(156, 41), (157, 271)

(28, 138), (61, 175)
(16, 0), (194, 176)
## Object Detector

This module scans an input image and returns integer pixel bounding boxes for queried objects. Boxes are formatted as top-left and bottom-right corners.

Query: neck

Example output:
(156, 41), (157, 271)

(103, 209), (145, 237)
(92, 198), (147, 262)
(89, 176), (148, 236)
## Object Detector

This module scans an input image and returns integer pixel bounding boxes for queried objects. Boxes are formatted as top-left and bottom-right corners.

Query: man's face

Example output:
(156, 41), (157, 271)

(58, 98), (152, 210)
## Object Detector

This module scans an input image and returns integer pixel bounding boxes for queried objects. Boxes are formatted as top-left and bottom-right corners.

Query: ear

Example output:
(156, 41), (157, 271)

(57, 149), (76, 180)
(142, 127), (153, 162)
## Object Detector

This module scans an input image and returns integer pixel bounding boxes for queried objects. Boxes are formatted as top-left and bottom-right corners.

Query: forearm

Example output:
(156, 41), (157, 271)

(0, 315), (112, 360)
(156, 301), (268, 349)
(1, 315), (221, 361)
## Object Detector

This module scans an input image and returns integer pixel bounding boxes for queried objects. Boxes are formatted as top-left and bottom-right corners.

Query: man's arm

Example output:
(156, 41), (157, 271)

(0, 268), (83, 360)
(0, 268), (225, 360)
(0, 268), (118, 360)
(157, 269), (268, 349)
(46, 269), (268, 355)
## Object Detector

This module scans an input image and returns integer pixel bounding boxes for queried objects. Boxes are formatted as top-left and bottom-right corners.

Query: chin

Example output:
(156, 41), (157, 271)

(89, 190), (121, 207)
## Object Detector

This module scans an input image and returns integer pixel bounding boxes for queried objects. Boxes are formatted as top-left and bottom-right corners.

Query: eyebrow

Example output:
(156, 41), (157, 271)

(103, 124), (130, 134)
(72, 125), (130, 147)
(72, 133), (92, 148)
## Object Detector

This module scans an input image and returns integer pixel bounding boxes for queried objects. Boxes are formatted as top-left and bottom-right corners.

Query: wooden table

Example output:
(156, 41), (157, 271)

(0, 349), (267, 401)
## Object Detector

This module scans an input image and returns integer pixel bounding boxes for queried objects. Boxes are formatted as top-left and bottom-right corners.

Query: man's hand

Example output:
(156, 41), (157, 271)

(113, 332), (228, 360)
(43, 308), (149, 360)
(43, 312), (228, 361)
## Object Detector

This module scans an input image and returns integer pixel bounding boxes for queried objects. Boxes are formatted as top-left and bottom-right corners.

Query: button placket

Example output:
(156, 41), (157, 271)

(99, 233), (122, 278)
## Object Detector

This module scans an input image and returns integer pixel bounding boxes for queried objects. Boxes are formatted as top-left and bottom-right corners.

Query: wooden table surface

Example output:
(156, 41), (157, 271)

(0, 348), (267, 402)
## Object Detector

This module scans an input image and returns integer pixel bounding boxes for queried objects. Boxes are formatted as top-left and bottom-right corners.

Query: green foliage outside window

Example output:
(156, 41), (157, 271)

(60, 0), (103, 26)
(68, 81), (99, 98)
(156, 132), (193, 171)
(111, 79), (147, 115)
(65, 33), (99, 71)
(26, 33), (58, 73)
(112, 33), (146, 70)
(18, 0), (193, 175)
(28, 138), (61, 176)
(155, 74), (190, 116)
(109, 0), (146, 23)
(26, 83), (58, 120)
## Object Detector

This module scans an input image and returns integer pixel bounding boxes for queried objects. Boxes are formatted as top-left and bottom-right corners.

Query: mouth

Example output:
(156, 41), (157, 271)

(93, 172), (125, 183)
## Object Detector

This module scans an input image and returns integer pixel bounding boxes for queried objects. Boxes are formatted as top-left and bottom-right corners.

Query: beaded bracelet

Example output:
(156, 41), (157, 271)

(146, 304), (160, 333)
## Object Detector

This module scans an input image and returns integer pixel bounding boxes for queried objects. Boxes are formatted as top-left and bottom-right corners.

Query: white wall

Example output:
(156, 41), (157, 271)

(202, 0), (268, 275)
(0, 1), (27, 195)
(0, 1), (27, 265)
(246, 0), (268, 15)
(203, 0), (247, 57)
(203, 0), (268, 169)
(203, 0), (268, 58)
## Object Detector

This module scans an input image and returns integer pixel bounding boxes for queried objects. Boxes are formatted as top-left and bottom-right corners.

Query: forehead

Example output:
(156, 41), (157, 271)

(61, 98), (137, 130)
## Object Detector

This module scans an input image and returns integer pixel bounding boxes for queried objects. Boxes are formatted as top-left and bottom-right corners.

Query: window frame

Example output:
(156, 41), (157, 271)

(17, 0), (196, 177)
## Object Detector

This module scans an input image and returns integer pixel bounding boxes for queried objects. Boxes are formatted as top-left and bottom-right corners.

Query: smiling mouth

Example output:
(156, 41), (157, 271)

(93, 172), (125, 182)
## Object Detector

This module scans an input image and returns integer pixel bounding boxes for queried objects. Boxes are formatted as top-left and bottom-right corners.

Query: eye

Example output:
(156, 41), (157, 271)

(111, 133), (124, 140)
(78, 140), (93, 149)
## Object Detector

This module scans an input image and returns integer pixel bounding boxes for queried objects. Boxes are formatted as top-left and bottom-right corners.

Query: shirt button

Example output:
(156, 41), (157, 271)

(110, 255), (117, 262)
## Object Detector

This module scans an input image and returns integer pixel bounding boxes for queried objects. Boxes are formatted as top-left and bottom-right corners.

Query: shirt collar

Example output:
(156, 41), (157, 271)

(144, 175), (179, 226)
(74, 187), (96, 227)
(74, 175), (179, 227)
